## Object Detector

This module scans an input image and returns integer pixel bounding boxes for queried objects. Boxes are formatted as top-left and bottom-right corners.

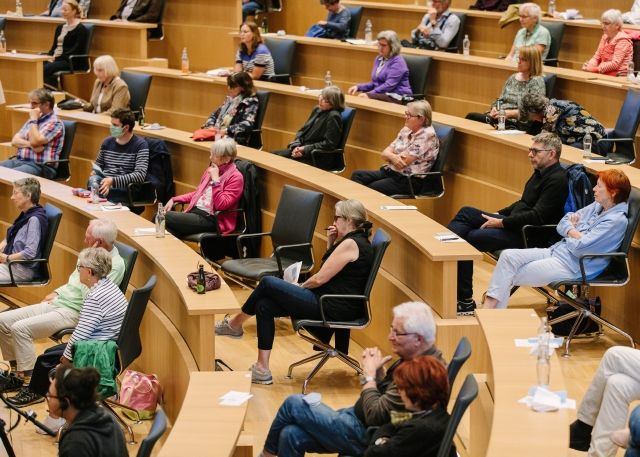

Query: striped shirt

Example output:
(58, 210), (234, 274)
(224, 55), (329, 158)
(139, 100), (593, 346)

(63, 277), (128, 360)
(16, 111), (64, 165)
(95, 135), (149, 189)
(235, 43), (275, 77)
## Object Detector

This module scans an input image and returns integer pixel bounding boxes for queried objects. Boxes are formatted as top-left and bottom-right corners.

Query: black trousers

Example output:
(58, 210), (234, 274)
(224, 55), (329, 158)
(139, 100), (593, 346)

(351, 167), (419, 196)
(165, 207), (219, 238)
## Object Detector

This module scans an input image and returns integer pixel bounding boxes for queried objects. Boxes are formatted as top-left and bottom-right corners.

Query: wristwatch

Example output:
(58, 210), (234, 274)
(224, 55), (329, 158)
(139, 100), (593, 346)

(363, 375), (375, 384)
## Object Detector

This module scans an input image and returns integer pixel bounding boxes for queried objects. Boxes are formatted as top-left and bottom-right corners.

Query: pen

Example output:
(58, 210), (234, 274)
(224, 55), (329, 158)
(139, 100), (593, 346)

(440, 236), (459, 241)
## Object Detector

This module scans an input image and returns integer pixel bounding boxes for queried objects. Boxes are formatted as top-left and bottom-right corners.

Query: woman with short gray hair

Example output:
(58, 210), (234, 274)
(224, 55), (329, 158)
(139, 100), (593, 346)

(505, 2), (551, 61)
(583, 9), (632, 76)
(347, 30), (412, 104)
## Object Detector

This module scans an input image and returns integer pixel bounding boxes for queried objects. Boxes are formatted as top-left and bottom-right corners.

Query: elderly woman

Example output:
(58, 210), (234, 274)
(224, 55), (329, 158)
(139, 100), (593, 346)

(216, 199), (374, 385)
(505, 3), (551, 62)
(164, 138), (244, 241)
(0, 178), (48, 283)
(351, 100), (439, 196)
(43, 0), (89, 88)
(347, 31), (412, 104)
(583, 9), (633, 76)
(81, 55), (130, 115)
(466, 45), (546, 130)
(305, 0), (352, 40)
(234, 21), (275, 81)
(483, 169), (631, 309)
(363, 356), (451, 457)
(272, 85), (345, 168)
(201, 72), (259, 146)
(522, 93), (606, 149)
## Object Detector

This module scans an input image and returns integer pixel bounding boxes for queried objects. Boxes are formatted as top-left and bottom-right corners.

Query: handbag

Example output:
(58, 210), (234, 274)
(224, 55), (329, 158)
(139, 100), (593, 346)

(547, 296), (601, 336)
(187, 269), (221, 291)
(192, 128), (217, 141)
(118, 369), (162, 420)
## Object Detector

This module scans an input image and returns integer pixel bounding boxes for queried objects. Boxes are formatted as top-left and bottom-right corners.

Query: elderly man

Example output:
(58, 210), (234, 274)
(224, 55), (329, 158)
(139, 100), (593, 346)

(407, 0), (460, 50)
(447, 132), (568, 315)
(1, 88), (64, 180)
(110, 0), (162, 22)
(0, 219), (125, 403)
(258, 301), (445, 457)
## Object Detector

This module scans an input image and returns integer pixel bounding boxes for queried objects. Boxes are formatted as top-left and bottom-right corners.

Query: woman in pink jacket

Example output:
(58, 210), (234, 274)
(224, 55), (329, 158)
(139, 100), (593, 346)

(164, 137), (244, 239)
(583, 9), (633, 76)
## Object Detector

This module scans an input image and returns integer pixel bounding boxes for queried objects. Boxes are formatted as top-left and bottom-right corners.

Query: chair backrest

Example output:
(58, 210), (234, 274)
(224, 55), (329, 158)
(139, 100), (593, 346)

(447, 336), (472, 387)
(147, 0), (167, 40)
(270, 185), (323, 270)
(634, 39), (640, 73)
(0, 17), (6, 32)
(540, 21), (565, 66)
(113, 241), (138, 294)
(249, 90), (271, 149)
(446, 11), (467, 52)
(136, 408), (167, 457)
(436, 374), (479, 457)
(54, 120), (76, 181)
(620, 188), (640, 255)
(116, 275), (156, 371)
(329, 107), (356, 172)
(346, 5), (363, 39)
(543, 73), (557, 98)
(120, 71), (153, 118)
(267, 0), (283, 11)
(264, 37), (296, 78)
(361, 229), (391, 300)
(402, 54), (432, 97)
(75, 23), (95, 71)
(35, 203), (63, 281)
(417, 122), (454, 197)
(613, 88), (640, 140)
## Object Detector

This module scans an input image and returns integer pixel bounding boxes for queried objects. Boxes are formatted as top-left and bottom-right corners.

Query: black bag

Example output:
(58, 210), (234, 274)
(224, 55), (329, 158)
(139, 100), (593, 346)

(547, 296), (601, 336)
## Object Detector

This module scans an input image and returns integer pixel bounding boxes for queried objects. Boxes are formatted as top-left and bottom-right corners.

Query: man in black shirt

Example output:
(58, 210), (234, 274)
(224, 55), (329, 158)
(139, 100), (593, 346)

(448, 132), (568, 315)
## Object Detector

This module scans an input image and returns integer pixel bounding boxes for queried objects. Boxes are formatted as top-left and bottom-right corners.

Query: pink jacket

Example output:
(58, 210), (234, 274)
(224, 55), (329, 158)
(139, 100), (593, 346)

(586, 31), (633, 76)
(173, 162), (244, 234)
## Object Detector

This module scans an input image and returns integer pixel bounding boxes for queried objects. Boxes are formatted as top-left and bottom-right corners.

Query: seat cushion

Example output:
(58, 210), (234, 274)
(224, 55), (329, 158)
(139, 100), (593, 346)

(222, 257), (300, 281)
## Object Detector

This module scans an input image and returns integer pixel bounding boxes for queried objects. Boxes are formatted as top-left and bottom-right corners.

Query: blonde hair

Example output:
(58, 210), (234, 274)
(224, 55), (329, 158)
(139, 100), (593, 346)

(518, 45), (543, 77)
(63, 0), (81, 16)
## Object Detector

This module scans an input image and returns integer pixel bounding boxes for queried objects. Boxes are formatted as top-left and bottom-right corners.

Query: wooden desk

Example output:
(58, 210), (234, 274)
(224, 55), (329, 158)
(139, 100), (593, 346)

(471, 309), (569, 457)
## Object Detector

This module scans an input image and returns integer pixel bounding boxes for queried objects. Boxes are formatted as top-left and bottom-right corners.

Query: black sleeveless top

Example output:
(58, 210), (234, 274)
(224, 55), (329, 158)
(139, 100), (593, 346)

(313, 229), (374, 321)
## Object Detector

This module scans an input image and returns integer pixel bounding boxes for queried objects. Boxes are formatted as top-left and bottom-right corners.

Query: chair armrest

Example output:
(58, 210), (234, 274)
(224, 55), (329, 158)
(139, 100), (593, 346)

(127, 181), (157, 206)
(596, 137), (635, 145)
(273, 242), (313, 275)
(266, 74), (291, 84)
(521, 224), (558, 248)
(35, 158), (69, 167)
(5, 258), (48, 286)
(543, 58), (558, 67)
(317, 293), (368, 324)
(236, 231), (272, 256)
(68, 54), (90, 72)
(397, 171), (443, 199)
(578, 252), (627, 283)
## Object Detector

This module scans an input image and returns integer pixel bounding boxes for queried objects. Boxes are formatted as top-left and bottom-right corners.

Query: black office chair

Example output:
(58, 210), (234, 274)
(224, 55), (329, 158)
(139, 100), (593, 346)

(221, 185), (323, 288)
(147, 0), (167, 40)
(345, 5), (363, 39)
(543, 73), (557, 98)
(246, 90), (270, 149)
(436, 374), (479, 457)
(390, 122), (455, 199)
(540, 20), (565, 67)
(0, 17), (5, 32)
(447, 336), (472, 388)
(264, 37), (296, 84)
(596, 88), (640, 164)
(53, 23), (95, 90)
(136, 408), (167, 457)
(445, 12), (467, 53)
(37, 119), (75, 182)
(120, 71), (153, 121)
(401, 54), (432, 103)
(309, 107), (356, 173)
(287, 229), (391, 393)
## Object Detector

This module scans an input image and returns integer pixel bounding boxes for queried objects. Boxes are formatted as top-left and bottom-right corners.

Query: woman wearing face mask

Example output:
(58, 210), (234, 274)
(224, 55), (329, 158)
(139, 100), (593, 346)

(81, 55), (130, 115)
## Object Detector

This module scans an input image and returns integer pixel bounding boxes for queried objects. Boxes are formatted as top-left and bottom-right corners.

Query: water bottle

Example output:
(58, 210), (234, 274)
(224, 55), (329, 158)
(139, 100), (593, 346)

(90, 185), (100, 204)
(548, 0), (556, 16)
(0, 31), (6, 53)
(261, 17), (269, 34)
(79, 0), (89, 19)
(181, 47), (189, 74)
(15, 0), (23, 16)
(138, 106), (145, 127)
(536, 317), (551, 387)
(462, 34), (470, 57)
(583, 134), (593, 159)
(155, 203), (165, 238)
(196, 264), (206, 294)
(324, 70), (332, 87)
(628, 60), (636, 83)
(498, 106), (506, 131)
(364, 19), (373, 43)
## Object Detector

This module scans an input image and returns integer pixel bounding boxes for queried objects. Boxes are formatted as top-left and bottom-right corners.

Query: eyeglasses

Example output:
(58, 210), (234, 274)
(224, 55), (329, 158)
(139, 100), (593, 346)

(333, 215), (344, 222)
(389, 326), (417, 338)
(518, 14), (531, 19)
(601, 21), (612, 26)
(528, 147), (553, 155)
(404, 111), (422, 118)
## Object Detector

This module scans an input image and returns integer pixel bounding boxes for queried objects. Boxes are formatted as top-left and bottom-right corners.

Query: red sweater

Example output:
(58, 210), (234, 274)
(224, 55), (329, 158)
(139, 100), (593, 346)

(586, 31), (633, 76)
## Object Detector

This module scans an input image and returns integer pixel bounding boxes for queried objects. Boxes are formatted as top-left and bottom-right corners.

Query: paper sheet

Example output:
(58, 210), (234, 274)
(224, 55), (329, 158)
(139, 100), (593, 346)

(434, 232), (464, 243)
(518, 386), (576, 411)
(219, 390), (253, 406)
(380, 205), (417, 211)
(283, 261), (302, 284)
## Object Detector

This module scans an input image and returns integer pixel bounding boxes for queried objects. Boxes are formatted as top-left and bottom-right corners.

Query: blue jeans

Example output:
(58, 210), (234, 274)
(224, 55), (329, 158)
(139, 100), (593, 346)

(627, 405), (640, 457)
(242, 1), (264, 20)
(0, 159), (56, 180)
(241, 276), (321, 350)
(264, 395), (368, 457)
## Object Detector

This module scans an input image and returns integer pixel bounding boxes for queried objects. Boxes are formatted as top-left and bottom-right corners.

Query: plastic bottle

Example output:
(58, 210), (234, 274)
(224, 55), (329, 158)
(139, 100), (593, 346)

(536, 317), (551, 387)
(462, 34), (470, 57)
(548, 0), (556, 16)
(155, 203), (165, 238)
(138, 106), (145, 127)
(261, 17), (269, 34)
(196, 264), (206, 294)
(181, 47), (189, 74)
(583, 134), (593, 159)
(0, 31), (6, 53)
(90, 185), (100, 204)
(324, 70), (332, 87)
(79, 0), (89, 19)
(364, 19), (373, 43)
(498, 105), (506, 131)
(15, 0), (23, 16)
(628, 60), (636, 84)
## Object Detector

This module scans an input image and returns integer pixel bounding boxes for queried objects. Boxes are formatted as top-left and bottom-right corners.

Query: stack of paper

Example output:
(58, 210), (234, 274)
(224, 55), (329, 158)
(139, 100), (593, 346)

(518, 386), (575, 412)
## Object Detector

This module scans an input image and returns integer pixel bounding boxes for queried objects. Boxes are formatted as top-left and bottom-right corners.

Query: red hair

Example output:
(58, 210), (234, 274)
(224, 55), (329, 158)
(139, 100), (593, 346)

(393, 356), (449, 410)
(598, 169), (631, 205)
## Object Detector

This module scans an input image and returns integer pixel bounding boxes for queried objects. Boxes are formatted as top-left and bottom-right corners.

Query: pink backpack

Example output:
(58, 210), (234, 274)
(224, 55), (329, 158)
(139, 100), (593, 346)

(119, 370), (163, 420)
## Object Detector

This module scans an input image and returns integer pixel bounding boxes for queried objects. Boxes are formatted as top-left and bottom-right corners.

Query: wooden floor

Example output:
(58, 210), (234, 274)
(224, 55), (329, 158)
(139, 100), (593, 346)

(0, 258), (631, 457)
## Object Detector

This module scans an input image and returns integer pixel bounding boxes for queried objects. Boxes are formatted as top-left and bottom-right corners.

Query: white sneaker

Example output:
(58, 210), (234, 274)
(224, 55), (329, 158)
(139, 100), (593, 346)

(36, 415), (66, 435)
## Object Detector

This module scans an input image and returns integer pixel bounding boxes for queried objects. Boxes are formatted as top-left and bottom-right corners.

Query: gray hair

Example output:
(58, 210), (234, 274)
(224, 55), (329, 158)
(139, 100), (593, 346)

(28, 88), (55, 110)
(14, 177), (41, 204)
(601, 9), (623, 27)
(533, 132), (562, 159)
(321, 85), (345, 111)
(392, 302), (436, 345)
(88, 219), (118, 246)
(520, 2), (541, 21)
(407, 100), (432, 126)
(377, 30), (402, 57)
(335, 199), (368, 230)
(93, 55), (120, 78)
(78, 247), (112, 279)
(211, 137), (238, 161)
(521, 93), (549, 115)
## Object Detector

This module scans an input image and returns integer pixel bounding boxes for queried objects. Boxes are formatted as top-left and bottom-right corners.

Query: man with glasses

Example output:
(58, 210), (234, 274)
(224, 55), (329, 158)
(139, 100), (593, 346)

(447, 132), (567, 315)
(256, 301), (445, 457)
(1, 88), (64, 179)
(405, 0), (460, 50)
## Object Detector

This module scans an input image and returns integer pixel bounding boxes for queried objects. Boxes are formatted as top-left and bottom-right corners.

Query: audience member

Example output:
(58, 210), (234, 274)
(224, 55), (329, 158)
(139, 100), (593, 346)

(87, 108), (149, 205)
(0, 178), (48, 283)
(583, 9), (633, 76)
(305, 0), (352, 40)
(242, 0), (265, 21)
(348, 30), (411, 104)
(570, 347), (640, 457)
(43, 0), (90, 17)
(405, 0), (460, 50)
(43, 0), (89, 88)
(351, 100), (439, 196)
(257, 301), (445, 457)
(466, 45), (545, 130)
(201, 72), (259, 146)
(447, 132), (567, 315)
(484, 169), (630, 309)
(82, 55), (131, 115)
(505, 3), (550, 62)
(522, 94), (606, 149)
(272, 85), (345, 169)
(216, 199), (374, 385)
(111, 0), (163, 23)
(363, 356), (451, 457)
(2, 88), (64, 180)
(235, 21), (275, 81)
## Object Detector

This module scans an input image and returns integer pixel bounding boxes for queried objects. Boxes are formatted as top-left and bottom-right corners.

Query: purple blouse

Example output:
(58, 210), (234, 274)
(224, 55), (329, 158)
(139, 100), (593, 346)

(356, 54), (412, 96)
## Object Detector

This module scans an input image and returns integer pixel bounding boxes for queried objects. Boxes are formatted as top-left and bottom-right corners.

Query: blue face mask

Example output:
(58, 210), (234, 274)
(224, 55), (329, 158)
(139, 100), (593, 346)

(110, 125), (125, 138)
